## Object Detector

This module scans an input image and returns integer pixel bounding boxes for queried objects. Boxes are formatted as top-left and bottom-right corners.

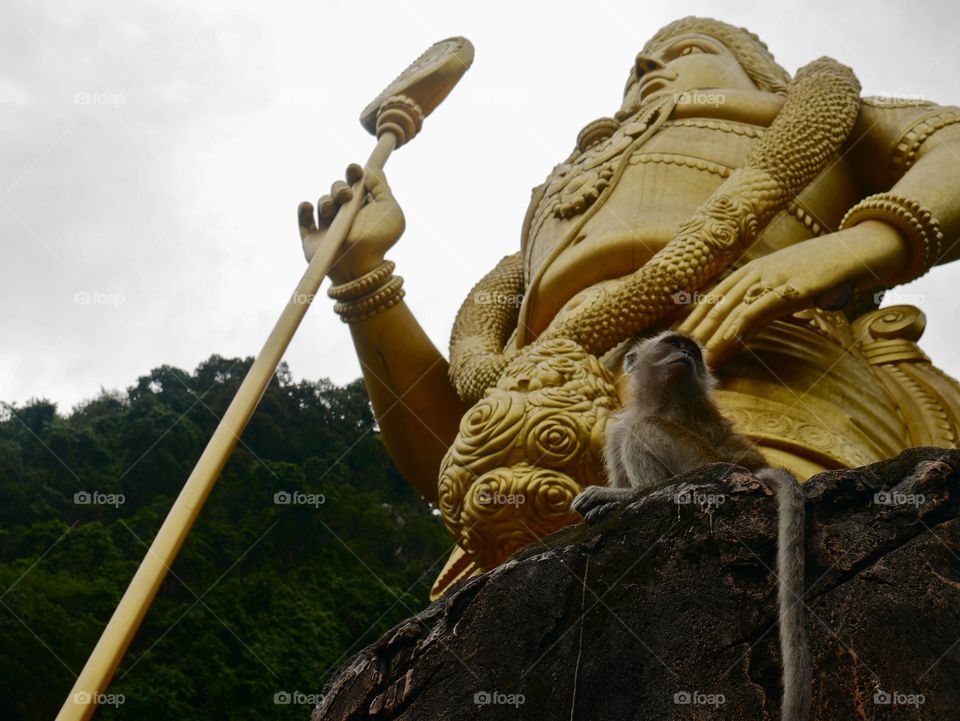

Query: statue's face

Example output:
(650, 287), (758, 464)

(619, 32), (758, 117)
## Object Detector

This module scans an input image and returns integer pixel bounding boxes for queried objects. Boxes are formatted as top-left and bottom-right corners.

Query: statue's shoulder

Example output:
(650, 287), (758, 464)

(846, 95), (960, 187)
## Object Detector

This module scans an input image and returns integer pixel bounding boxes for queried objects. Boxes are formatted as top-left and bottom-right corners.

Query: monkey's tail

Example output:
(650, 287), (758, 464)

(758, 467), (811, 721)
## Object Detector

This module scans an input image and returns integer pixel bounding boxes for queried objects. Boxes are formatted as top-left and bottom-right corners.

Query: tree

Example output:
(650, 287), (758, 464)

(0, 356), (449, 720)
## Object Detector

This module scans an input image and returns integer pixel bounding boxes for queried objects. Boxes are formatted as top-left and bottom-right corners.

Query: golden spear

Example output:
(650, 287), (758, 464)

(55, 36), (474, 721)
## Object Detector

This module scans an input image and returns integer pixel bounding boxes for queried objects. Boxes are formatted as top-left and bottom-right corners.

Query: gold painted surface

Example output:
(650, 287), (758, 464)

(439, 339), (617, 571)
(303, 20), (960, 600)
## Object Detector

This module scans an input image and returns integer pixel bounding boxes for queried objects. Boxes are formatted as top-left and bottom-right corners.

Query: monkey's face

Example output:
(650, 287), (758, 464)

(625, 332), (709, 389)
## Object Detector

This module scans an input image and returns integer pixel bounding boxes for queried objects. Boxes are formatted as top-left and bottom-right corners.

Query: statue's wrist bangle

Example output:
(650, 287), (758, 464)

(327, 260), (395, 302)
(839, 193), (943, 283)
(328, 261), (405, 323)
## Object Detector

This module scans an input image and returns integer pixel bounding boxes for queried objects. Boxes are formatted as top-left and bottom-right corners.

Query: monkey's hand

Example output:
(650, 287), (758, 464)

(678, 220), (910, 367)
(297, 164), (405, 285)
(572, 485), (635, 524)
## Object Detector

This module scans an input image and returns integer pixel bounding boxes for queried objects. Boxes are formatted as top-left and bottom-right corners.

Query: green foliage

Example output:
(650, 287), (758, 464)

(0, 357), (450, 720)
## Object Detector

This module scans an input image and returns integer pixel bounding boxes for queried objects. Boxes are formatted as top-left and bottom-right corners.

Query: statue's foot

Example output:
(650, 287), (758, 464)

(572, 485), (634, 524)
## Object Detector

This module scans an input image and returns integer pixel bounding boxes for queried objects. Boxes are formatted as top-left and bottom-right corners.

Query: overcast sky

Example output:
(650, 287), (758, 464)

(3, 0), (960, 412)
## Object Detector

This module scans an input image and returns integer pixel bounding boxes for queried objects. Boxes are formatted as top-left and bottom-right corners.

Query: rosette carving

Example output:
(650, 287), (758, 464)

(453, 392), (526, 470)
(439, 339), (618, 569)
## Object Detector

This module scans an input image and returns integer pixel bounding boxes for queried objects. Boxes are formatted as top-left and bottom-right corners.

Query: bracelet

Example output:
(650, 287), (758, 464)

(334, 275), (405, 323)
(839, 193), (944, 282)
(327, 260), (395, 302)
(889, 108), (960, 181)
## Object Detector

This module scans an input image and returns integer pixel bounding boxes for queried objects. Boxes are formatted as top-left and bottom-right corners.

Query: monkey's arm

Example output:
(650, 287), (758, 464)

(571, 485), (636, 524)
(603, 421), (631, 489)
(577, 422), (636, 522)
(577, 419), (697, 522)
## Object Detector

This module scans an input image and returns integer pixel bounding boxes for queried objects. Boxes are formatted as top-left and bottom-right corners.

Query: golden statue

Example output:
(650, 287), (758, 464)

(299, 18), (960, 599)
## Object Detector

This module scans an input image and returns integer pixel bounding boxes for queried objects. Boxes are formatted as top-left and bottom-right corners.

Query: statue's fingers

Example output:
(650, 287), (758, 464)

(679, 275), (740, 333)
(363, 167), (392, 202)
(678, 295), (712, 333)
(681, 274), (752, 341)
(297, 201), (317, 240)
(703, 343), (734, 374)
(331, 180), (352, 205)
(706, 292), (782, 363)
(318, 194), (337, 223)
(702, 322), (743, 368)
(345, 163), (364, 185)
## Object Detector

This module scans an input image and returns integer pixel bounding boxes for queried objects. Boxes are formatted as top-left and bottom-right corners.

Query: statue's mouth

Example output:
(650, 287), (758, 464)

(638, 70), (677, 101)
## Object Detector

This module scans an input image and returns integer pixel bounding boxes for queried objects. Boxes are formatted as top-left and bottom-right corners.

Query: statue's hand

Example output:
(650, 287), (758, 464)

(679, 221), (909, 367)
(297, 164), (405, 285)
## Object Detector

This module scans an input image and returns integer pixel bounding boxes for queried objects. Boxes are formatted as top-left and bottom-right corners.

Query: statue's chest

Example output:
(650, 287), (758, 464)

(525, 115), (767, 278)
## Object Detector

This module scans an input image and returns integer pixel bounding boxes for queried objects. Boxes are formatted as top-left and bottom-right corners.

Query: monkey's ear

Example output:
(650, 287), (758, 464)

(624, 349), (639, 372)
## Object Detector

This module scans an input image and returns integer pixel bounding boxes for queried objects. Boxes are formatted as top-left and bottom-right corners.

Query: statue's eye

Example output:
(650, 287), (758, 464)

(681, 45), (705, 56)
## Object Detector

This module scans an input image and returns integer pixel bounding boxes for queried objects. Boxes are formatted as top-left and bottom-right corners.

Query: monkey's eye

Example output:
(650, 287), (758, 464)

(664, 336), (700, 357)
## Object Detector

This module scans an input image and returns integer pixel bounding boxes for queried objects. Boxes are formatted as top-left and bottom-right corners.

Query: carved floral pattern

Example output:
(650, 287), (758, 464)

(439, 338), (618, 569)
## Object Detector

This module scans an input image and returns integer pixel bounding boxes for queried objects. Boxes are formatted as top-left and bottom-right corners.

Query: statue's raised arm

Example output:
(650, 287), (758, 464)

(299, 164), (467, 502)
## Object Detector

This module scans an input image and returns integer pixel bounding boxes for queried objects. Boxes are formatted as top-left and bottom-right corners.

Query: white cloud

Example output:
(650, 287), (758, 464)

(2, 0), (959, 412)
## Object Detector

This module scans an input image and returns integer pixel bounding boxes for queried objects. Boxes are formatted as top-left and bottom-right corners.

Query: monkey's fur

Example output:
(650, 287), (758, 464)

(572, 331), (811, 721)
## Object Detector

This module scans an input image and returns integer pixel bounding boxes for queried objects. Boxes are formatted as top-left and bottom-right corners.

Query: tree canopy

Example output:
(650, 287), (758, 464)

(0, 355), (450, 720)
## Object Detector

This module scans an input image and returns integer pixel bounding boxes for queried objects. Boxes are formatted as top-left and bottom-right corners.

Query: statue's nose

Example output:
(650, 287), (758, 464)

(634, 52), (664, 78)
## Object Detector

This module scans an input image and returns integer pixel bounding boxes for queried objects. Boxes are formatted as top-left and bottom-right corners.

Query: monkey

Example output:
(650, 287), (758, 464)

(571, 330), (811, 721)
(764, 465), (811, 721)
(610, 330), (767, 489)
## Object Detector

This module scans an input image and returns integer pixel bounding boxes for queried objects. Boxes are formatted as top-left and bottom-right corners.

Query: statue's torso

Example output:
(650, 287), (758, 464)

(521, 91), (863, 337)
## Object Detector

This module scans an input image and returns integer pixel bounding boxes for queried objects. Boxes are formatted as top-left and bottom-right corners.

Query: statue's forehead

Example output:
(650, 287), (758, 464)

(642, 31), (731, 56)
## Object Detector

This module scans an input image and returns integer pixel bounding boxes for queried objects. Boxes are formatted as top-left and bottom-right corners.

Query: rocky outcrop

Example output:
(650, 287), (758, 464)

(313, 448), (960, 720)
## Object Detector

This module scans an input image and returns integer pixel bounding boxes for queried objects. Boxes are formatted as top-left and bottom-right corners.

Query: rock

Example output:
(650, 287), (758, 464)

(312, 448), (960, 720)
